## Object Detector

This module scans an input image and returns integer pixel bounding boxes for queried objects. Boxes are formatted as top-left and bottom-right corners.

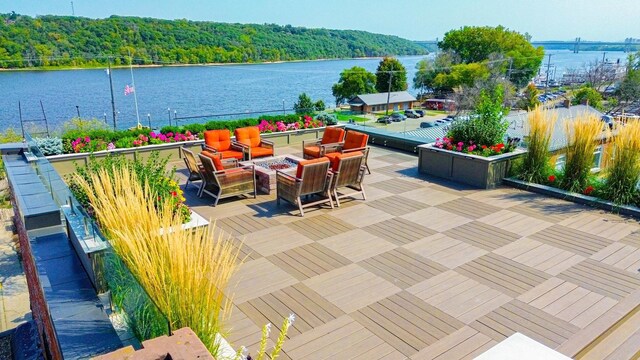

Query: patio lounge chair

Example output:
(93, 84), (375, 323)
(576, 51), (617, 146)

(233, 126), (274, 160)
(181, 147), (203, 190)
(276, 157), (333, 216)
(302, 126), (346, 159)
(201, 129), (245, 160)
(324, 130), (371, 174)
(198, 153), (256, 206)
(328, 151), (366, 207)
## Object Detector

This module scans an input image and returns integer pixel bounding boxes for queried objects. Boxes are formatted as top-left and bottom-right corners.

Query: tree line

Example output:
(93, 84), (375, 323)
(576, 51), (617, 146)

(0, 12), (426, 68)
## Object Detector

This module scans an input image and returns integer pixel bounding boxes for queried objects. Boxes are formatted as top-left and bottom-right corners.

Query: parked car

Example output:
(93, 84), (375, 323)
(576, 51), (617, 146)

(601, 115), (614, 130)
(414, 109), (426, 117)
(377, 116), (391, 124)
(420, 121), (438, 128)
(435, 120), (448, 125)
(390, 112), (406, 122)
(404, 109), (420, 118)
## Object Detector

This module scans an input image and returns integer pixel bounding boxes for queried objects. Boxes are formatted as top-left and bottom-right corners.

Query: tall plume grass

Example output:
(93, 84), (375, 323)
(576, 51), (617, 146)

(521, 106), (557, 183)
(74, 166), (241, 355)
(602, 121), (640, 205)
(560, 113), (608, 193)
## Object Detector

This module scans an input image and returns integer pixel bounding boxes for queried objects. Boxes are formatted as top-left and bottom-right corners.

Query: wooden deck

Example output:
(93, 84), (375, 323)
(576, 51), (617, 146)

(174, 145), (640, 359)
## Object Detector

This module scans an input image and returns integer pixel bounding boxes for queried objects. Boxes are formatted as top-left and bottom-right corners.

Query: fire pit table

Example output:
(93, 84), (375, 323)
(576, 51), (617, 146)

(240, 155), (304, 194)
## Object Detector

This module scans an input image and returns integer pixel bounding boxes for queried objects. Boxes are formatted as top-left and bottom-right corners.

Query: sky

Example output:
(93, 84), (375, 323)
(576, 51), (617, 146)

(1, 0), (638, 41)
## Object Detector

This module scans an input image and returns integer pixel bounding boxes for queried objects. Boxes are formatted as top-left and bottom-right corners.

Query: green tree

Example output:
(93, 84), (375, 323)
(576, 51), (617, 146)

(331, 66), (376, 105)
(413, 52), (457, 94)
(573, 86), (603, 110)
(438, 26), (543, 87)
(375, 57), (407, 93)
(521, 83), (541, 110)
(293, 93), (315, 114)
(314, 100), (325, 111)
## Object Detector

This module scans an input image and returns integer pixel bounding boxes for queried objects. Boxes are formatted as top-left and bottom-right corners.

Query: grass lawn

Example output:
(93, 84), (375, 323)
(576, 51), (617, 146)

(334, 112), (369, 123)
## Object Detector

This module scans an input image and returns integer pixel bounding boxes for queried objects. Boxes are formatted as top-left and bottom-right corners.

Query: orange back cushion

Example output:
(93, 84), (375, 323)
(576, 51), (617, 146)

(296, 157), (329, 178)
(321, 127), (345, 144)
(204, 129), (232, 151)
(330, 151), (363, 172)
(235, 126), (261, 148)
(202, 150), (225, 171)
(343, 131), (368, 150)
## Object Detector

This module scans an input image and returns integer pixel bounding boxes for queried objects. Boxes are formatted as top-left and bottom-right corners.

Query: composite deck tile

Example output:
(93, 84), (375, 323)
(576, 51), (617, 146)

(469, 300), (580, 349)
(330, 203), (394, 227)
(369, 177), (420, 194)
(241, 224), (313, 257)
(285, 214), (356, 241)
(375, 153), (418, 164)
(508, 198), (585, 223)
(303, 263), (401, 314)
(410, 327), (497, 360)
(592, 242), (640, 273)
(465, 188), (542, 208)
(477, 209), (554, 237)
(435, 197), (503, 220)
(216, 213), (281, 237)
(267, 242), (351, 281)
(318, 229), (397, 262)
(556, 259), (640, 300)
(371, 164), (411, 178)
(402, 207), (472, 232)
(358, 247), (448, 289)
(494, 238), (585, 276)
(404, 233), (488, 269)
(363, 217), (437, 246)
(366, 195), (430, 216)
(407, 270), (512, 324)
(442, 221), (520, 251)
(620, 230), (640, 248)
(559, 213), (639, 241)
(225, 305), (265, 353)
(237, 283), (343, 340)
(229, 257), (298, 304)
(455, 253), (551, 297)
(398, 187), (460, 206)
(528, 224), (614, 257)
(352, 292), (464, 357)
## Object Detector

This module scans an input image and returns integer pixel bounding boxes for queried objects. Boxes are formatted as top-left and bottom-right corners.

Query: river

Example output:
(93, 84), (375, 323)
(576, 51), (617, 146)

(0, 50), (629, 132)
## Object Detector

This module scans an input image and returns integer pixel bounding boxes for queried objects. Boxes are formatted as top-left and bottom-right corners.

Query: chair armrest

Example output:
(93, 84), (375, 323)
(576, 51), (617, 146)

(342, 146), (366, 154)
(230, 142), (246, 151)
(221, 158), (238, 169)
(202, 144), (219, 152)
(275, 169), (298, 180)
(302, 139), (322, 147)
(320, 142), (344, 154)
(261, 139), (275, 149)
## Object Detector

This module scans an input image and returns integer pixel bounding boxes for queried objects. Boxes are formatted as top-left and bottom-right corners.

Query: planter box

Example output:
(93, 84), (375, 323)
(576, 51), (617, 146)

(46, 127), (333, 177)
(418, 144), (525, 189)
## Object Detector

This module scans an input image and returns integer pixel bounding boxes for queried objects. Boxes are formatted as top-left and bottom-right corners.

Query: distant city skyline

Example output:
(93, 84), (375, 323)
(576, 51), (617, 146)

(1, 0), (638, 42)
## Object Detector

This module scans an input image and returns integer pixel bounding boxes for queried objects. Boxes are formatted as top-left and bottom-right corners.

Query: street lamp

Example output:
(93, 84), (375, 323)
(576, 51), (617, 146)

(147, 114), (152, 129)
(75, 105), (81, 118)
(282, 99), (285, 116)
(167, 108), (171, 127)
(103, 112), (107, 123)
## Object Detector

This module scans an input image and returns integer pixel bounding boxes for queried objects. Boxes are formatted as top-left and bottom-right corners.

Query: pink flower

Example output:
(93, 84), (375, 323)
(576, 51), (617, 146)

(457, 142), (463, 146)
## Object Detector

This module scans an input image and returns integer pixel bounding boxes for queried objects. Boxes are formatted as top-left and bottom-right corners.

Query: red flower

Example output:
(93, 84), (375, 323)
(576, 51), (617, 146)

(548, 175), (556, 183)
(583, 186), (595, 195)
(481, 145), (487, 149)
(171, 191), (177, 197)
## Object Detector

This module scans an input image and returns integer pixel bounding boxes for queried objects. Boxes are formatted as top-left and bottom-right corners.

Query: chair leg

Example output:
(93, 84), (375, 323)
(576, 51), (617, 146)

(334, 189), (341, 207)
(366, 163), (371, 175)
(327, 190), (334, 209)
(297, 198), (305, 217)
(213, 189), (222, 207)
(361, 185), (367, 200)
(185, 178), (191, 189)
(197, 184), (204, 198)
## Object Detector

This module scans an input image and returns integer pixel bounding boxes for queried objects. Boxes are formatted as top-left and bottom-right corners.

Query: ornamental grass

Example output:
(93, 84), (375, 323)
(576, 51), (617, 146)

(521, 106), (557, 183)
(560, 113), (608, 193)
(73, 166), (241, 356)
(601, 120), (640, 205)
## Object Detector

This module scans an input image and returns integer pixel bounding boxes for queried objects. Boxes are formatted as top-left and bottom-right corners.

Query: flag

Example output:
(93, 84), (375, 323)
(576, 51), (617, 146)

(124, 84), (135, 96)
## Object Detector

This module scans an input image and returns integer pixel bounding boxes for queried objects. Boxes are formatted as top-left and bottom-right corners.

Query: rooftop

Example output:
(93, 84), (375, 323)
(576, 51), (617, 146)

(172, 144), (640, 359)
(349, 91), (417, 106)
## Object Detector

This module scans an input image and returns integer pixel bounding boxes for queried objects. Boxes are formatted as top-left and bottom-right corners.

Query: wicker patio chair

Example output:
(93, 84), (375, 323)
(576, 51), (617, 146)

(276, 157), (333, 216)
(325, 130), (371, 174)
(328, 151), (366, 207)
(201, 129), (245, 160)
(233, 126), (274, 160)
(302, 126), (346, 159)
(197, 153), (256, 206)
(181, 147), (203, 190)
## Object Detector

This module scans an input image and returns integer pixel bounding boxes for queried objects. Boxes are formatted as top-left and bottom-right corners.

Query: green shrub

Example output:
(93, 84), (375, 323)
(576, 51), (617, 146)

(114, 137), (136, 149)
(520, 107), (556, 183)
(560, 114), (606, 193)
(0, 128), (23, 143)
(316, 112), (338, 125)
(34, 137), (63, 156)
(601, 121), (640, 205)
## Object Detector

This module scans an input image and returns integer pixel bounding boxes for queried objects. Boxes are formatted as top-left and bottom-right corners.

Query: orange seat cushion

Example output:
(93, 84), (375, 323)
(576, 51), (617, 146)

(296, 157), (329, 178)
(327, 151), (363, 172)
(343, 131), (369, 150)
(201, 150), (225, 171)
(303, 146), (321, 158)
(204, 129), (232, 151)
(219, 149), (244, 160)
(321, 127), (345, 145)
(235, 126), (262, 148)
(250, 146), (274, 158)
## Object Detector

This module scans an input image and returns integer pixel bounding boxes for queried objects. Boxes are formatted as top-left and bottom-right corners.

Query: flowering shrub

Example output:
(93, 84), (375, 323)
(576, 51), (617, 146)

(71, 136), (110, 153)
(258, 115), (322, 133)
(434, 136), (519, 157)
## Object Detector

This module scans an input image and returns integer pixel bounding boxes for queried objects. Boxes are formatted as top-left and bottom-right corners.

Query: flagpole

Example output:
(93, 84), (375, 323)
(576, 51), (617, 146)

(129, 53), (141, 128)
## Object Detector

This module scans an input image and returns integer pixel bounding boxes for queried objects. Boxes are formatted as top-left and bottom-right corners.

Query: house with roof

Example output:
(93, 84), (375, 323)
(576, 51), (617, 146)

(348, 91), (417, 113)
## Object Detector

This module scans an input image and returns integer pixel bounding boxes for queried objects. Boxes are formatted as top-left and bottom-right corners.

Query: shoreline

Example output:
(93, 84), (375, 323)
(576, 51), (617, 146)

(0, 55), (428, 72)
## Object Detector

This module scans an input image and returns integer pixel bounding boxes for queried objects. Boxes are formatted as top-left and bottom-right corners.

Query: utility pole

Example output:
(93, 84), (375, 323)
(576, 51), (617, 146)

(75, 105), (80, 118)
(507, 58), (513, 81)
(167, 108), (171, 127)
(71, 1), (75, 16)
(385, 71), (394, 115)
(545, 54), (552, 94)
(107, 58), (117, 130)
(282, 99), (285, 116)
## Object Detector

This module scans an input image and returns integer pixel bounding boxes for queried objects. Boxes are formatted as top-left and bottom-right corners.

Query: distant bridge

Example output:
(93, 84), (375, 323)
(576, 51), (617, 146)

(414, 38), (640, 53)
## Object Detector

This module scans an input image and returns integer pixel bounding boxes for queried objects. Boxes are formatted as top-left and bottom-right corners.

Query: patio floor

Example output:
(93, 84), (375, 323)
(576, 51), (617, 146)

(174, 145), (640, 360)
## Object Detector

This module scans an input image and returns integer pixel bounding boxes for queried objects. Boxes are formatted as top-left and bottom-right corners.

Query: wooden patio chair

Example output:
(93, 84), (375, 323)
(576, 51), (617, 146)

(328, 151), (366, 207)
(181, 147), (202, 190)
(325, 130), (371, 174)
(276, 157), (333, 216)
(233, 126), (274, 160)
(197, 153), (256, 206)
(201, 129), (245, 160)
(302, 126), (346, 159)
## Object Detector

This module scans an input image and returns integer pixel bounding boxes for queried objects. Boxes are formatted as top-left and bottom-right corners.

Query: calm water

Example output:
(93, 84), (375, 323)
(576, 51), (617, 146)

(0, 50), (627, 132)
